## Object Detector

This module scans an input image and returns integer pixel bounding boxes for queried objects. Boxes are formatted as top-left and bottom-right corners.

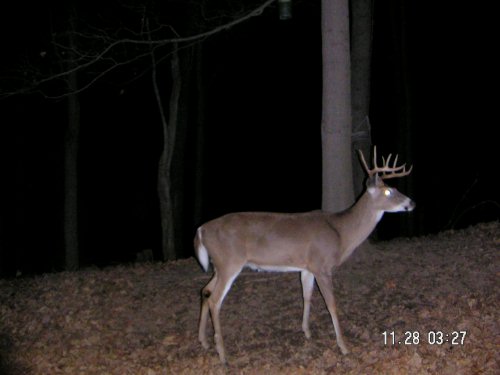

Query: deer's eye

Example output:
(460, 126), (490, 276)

(384, 188), (392, 197)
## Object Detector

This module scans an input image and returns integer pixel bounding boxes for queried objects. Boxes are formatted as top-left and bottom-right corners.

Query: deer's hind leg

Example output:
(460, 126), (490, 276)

(301, 270), (315, 338)
(205, 265), (242, 364)
(199, 273), (217, 349)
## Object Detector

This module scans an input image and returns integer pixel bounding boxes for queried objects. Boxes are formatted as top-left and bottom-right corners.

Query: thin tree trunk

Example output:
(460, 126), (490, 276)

(193, 43), (205, 226)
(64, 75), (80, 270)
(171, 45), (194, 258)
(393, 2), (415, 236)
(321, 0), (353, 212)
(153, 44), (181, 261)
(64, 14), (80, 271)
(351, 0), (373, 198)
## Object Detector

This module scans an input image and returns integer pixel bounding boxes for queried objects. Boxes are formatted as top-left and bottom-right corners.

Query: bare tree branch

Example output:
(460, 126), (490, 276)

(0, 0), (277, 99)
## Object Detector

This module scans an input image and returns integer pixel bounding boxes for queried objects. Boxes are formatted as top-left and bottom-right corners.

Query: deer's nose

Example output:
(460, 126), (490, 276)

(405, 200), (416, 211)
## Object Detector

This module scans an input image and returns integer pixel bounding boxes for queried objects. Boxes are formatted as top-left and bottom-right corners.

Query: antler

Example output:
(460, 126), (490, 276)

(358, 146), (413, 180)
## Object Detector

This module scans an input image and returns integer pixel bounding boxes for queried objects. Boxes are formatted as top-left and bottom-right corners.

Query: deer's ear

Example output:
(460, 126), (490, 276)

(366, 175), (377, 194)
(366, 174), (381, 187)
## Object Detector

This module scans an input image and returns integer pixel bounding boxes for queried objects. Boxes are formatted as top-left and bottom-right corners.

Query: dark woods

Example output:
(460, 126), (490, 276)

(0, 0), (497, 276)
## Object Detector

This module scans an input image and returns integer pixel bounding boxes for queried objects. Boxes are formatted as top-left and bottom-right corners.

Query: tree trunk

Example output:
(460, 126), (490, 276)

(64, 74), (80, 270)
(157, 162), (176, 261)
(64, 13), (80, 271)
(193, 43), (205, 226)
(392, 2), (415, 236)
(154, 44), (181, 261)
(321, 0), (353, 212)
(351, 0), (373, 198)
(170, 46), (194, 258)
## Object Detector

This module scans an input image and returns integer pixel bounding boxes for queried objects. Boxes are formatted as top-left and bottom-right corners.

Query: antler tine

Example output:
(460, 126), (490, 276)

(392, 154), (399, 168)
(380, 157), (413, 180)
(358, 148), (372, 176)
(358, 145), (413, 179)
(382, 154), (392, 170)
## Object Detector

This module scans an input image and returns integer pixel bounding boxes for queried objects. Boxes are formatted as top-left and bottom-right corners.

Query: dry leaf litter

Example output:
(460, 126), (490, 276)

(0, 222), (498, 374)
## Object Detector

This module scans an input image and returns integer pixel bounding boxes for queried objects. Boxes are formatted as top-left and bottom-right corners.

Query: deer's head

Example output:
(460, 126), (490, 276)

(359, 146), (416, 213)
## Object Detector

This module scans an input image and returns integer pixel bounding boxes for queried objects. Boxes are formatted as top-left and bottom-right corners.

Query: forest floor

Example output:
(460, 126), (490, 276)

(0, 222), (499, 374)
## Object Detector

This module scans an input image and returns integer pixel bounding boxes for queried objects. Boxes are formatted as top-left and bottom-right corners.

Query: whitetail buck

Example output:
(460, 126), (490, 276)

(195, 147), (414, 363)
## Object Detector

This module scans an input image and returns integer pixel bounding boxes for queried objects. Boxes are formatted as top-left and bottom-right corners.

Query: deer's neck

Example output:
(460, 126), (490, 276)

(330, 192), (383, 265)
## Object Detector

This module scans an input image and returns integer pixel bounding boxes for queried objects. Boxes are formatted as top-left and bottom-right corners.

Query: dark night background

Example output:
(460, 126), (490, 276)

(0, 1), (497, 276)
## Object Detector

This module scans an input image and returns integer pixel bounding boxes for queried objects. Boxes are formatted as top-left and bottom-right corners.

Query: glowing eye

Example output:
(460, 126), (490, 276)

(384, 189), (392, 197)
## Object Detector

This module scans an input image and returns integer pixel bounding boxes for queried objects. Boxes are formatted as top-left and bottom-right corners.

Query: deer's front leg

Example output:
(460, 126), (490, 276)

(300, 270), (315, 338)
(315, 273), (349, 354)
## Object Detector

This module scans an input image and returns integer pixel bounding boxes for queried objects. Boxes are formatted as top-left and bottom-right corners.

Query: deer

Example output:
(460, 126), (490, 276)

(195, 146), (415, 363)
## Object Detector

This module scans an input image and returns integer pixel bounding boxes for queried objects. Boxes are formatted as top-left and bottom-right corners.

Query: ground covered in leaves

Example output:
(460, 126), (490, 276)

(1, 222), (498, 374)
